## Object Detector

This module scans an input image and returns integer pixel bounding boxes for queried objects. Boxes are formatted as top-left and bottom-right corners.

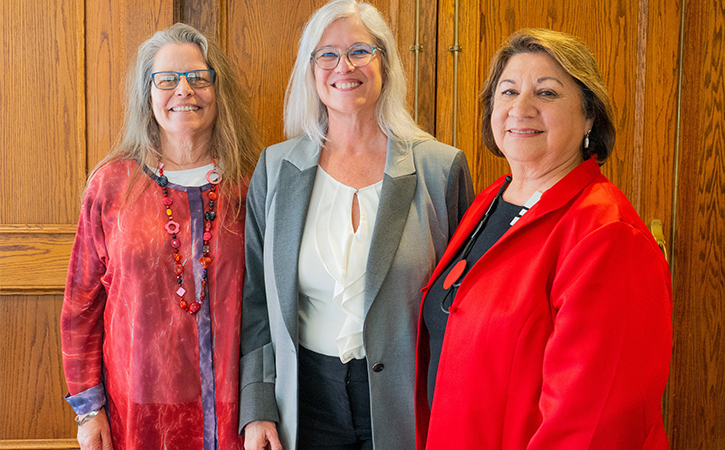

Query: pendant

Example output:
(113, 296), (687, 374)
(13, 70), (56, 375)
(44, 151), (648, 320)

(443, 260), (467, 290)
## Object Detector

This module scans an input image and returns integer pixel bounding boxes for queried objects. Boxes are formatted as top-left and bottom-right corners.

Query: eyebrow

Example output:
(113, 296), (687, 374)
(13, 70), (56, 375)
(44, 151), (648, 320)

(497, 77), (565, 87)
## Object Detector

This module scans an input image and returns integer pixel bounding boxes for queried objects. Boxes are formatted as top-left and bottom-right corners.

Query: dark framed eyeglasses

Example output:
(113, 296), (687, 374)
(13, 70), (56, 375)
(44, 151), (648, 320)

(151, 70), (216, 90)
(311, 42), (382, 70)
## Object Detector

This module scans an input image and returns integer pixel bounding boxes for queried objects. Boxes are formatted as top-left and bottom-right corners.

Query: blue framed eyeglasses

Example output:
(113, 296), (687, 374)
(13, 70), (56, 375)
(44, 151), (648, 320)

(151, 70), (216, 90)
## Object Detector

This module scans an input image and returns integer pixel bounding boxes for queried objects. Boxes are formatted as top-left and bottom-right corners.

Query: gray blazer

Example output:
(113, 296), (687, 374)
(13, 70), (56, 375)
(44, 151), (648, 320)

(239, 135), (473, 450)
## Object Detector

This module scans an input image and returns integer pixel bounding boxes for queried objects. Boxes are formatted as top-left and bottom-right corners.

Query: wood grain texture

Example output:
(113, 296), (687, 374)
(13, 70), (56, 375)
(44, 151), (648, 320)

(0, 440), (79, 450)
(0, 225), (76, 294)
(392, 0), (438, 134)
(668, 0), (725, 447)
(0, 295), (77, 440)
(84, 0), (175, 169)
(184, 0), (221, 42)
(0, 0), (85, 224)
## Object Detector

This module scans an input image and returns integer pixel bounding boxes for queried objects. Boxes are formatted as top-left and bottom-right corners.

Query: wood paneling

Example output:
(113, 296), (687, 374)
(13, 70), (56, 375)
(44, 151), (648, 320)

(0, 440), (79, 450)
(0, 226), (76, 294)
(0, 0), (85, 224)
(85, 0), (176, 169)
(0, 295), (76, 440)
(184, 0), (221, 43)
(668, 0), (725, 447)
(392, 0), (439, 135)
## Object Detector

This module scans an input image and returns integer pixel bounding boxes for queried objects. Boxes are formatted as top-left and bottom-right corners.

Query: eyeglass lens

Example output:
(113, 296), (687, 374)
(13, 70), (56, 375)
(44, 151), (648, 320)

(152, 70), (214, 90)
(314, 43), (376, 70)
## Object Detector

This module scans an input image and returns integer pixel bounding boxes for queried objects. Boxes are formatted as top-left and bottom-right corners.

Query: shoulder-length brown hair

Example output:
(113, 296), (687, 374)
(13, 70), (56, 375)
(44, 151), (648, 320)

(480, 28), (615, 164)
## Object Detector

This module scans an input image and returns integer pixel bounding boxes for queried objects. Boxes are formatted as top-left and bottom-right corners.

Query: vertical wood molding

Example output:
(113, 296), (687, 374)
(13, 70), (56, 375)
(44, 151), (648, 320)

(668, 0), (725, 447)
(183, 0), (221, 42)
(77, 0), (88, 191)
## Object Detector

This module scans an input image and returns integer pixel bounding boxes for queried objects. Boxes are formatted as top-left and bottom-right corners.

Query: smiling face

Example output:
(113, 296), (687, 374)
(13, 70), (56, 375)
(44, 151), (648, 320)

(491, 52), (594, 173)
(313, 17), (384, 122)
(151, 43), (217, 147)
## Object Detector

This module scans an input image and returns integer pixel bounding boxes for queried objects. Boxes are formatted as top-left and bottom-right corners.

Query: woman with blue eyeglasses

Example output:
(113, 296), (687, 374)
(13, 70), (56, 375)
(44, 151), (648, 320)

(239, 1), (473, 449)
(61, 23), (259, 450)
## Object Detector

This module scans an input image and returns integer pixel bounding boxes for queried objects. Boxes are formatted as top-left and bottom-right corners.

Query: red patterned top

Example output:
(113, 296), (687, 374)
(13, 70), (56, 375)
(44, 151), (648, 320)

(62, 160), (246, 449)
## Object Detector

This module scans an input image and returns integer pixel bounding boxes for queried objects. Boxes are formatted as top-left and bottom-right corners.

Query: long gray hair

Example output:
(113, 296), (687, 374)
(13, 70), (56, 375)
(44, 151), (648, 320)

(90, 23), (259, 212)
(284, 0), (430, 146)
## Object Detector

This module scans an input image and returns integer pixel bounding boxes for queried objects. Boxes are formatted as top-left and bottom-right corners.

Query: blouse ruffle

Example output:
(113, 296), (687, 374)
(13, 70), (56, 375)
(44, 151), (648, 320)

(300, 167), (382, 363)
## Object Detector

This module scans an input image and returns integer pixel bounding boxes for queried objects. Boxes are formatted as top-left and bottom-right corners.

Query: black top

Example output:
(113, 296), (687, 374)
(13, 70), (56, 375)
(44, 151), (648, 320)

(422, 199), (521, 407)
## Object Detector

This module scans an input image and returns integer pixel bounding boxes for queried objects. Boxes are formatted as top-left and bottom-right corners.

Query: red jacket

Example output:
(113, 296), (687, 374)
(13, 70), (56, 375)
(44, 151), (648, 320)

(415, 159), (672, 450)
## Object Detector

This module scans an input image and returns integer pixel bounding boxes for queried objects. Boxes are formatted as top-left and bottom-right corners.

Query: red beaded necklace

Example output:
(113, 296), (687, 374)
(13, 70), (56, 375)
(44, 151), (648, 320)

(157, 160), (221, 315)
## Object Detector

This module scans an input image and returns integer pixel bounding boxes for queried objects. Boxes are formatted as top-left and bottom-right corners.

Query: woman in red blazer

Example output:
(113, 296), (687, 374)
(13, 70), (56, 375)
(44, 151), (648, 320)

(415, 29), (672, 450)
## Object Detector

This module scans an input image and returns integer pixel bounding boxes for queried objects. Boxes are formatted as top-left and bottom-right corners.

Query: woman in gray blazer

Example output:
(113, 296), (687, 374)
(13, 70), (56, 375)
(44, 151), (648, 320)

(240, 1), (473, 449)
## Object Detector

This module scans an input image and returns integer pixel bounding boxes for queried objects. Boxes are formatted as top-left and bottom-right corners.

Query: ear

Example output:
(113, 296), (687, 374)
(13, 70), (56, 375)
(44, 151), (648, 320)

(585, 117), (594, 135)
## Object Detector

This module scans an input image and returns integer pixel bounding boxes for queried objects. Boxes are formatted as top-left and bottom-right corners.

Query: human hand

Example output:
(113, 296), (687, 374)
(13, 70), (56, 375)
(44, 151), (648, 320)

(76, 408), (113, 450)
(243, 420), (282, 450)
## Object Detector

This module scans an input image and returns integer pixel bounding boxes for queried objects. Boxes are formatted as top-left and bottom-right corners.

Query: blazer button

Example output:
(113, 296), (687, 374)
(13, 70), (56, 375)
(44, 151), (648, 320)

(372, 362), (385, 372)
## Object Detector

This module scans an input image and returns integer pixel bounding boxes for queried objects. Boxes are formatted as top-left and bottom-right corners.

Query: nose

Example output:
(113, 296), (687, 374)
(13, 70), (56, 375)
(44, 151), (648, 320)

(509, 94), (537, 118)
(334, 54), (355, 74)
(174, 75), (195, 96)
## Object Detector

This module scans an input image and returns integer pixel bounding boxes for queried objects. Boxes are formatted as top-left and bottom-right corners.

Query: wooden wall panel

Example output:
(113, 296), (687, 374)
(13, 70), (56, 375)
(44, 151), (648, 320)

(85, 0), (176, 169)
(0, 0), (85, 225)
(392, 0), (439, 135)
(635, 0), (681, 247)
(0, 225), (76, 295)
(184, 0), (221, 42)
(0, 295), (77, 440)
(668, 0), (725, 447)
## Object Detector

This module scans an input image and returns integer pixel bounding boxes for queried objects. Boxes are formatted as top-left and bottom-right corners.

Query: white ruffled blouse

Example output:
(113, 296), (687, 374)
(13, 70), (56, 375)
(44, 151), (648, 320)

(298, 166), (383, 363)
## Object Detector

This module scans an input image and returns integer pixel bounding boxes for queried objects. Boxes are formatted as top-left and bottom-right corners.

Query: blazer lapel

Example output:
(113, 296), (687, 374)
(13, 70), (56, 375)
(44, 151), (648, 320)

(364, 140), (417, 314)
(273, 142), (319, 342)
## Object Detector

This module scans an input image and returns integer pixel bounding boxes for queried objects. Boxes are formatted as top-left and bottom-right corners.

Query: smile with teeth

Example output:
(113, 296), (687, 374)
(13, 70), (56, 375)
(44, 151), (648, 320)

(171, 106), (200, 112)
(509, 129), (543, 135)
(334, 81), (361, 90)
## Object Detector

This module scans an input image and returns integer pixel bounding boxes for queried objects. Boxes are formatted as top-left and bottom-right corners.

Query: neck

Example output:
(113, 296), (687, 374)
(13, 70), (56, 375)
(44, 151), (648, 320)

(158, 133), (213, 170)
(325, 112), (387, 155)
(504, 155), (583, 204)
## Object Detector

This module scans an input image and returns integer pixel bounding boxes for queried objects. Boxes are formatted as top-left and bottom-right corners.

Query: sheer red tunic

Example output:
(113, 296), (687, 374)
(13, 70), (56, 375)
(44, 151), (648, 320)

(61, 160), (245, 449)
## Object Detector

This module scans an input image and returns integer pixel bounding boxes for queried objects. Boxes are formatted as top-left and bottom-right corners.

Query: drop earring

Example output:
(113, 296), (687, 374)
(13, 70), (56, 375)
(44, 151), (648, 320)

(584, 130), (591, 149)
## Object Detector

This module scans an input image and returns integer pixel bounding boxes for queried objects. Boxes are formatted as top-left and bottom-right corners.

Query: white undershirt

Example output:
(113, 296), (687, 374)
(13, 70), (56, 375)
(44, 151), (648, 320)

(298, 166), (383, 363)
(154, 163), (214, 187)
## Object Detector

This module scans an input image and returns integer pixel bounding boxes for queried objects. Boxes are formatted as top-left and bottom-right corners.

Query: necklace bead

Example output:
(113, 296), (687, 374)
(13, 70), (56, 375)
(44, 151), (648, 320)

(157, 161), (220, 316)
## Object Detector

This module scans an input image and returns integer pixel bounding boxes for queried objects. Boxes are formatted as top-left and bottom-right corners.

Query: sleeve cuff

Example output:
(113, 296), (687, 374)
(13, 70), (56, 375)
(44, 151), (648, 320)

(65, 384), (106, 414)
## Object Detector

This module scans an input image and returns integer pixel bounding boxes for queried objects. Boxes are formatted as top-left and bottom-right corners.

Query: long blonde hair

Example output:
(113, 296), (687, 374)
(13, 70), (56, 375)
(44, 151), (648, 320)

(89, 23), (260, 216)
(284, 0), (431, 147)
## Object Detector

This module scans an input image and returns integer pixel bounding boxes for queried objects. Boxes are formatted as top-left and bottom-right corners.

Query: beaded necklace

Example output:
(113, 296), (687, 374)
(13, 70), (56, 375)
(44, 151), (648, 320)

(157, 160), (221, 315)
